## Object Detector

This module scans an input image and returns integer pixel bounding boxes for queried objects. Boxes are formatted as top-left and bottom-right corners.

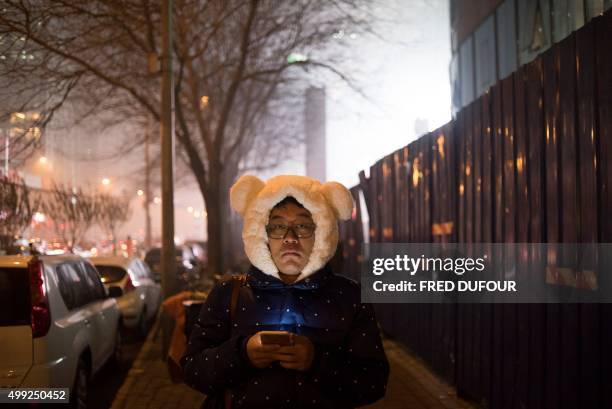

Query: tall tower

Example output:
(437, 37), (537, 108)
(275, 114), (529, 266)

(304, 87), (326, 181)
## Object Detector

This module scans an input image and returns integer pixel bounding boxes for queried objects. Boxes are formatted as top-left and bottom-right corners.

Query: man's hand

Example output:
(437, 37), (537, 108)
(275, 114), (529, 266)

(245, 332), (282, 368)
(275, 334), (315, 371)
(246, 332), (315, 371)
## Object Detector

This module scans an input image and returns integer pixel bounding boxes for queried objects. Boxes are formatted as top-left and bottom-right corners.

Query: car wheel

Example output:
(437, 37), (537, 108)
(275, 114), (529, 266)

(137, 308), (148, 340)
(70, 357), (89, 409)
(110, 325), (123, 367)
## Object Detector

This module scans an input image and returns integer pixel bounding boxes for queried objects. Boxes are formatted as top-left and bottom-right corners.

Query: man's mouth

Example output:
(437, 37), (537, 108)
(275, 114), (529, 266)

(281, 250), (302, 258)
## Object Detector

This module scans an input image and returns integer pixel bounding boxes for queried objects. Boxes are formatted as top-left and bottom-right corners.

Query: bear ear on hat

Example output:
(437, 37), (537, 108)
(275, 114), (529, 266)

(320, 181), (354, 221)
(230, 175), (265, 216)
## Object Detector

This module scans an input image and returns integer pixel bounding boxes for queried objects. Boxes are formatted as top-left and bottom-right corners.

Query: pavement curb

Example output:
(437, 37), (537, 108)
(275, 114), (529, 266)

(110, 318), (161, 409)
(109, 313), (206, 409)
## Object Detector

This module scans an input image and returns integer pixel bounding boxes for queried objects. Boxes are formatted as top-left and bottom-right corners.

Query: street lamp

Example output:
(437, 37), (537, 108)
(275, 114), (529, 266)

(101, 177), (111, 187)
(33, 212), (46, 223)
(200, 96), (209, 110)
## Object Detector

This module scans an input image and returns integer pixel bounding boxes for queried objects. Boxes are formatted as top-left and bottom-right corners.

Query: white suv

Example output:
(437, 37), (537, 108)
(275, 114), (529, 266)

(0, 254), (121, 408)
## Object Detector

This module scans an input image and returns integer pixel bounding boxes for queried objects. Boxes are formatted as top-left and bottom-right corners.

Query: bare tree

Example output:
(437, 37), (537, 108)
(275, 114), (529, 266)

(0, 176), (37, 253)
(0, 0), (375, 273)
(42, 184), (97, 252)
(95, 192), (132, 255)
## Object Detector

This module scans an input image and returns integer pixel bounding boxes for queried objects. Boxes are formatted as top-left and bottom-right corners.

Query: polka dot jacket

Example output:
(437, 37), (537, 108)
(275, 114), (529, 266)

(181, 264), (390, 408)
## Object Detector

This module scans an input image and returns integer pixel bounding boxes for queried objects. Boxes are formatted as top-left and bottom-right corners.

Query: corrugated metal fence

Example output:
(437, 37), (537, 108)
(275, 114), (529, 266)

(339, 10), (612, 409)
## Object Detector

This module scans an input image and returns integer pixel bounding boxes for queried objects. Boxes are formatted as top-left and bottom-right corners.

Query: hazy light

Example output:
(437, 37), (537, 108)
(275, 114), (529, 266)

(33, 212), (46, 223)
(153, 197), (161, 204)
(287, 52), (308, 64)
(137, 189), (144, 196)
(412, 159), (422, 187)
(39, 156), (48, 164)
(193, 211), (201, 218)
(436, 135), (445, 158)
(516, 156), (524, 172)
(101, 177), (111, 186)
(26, 127), (41, 139)
(187, 206), (194, 213)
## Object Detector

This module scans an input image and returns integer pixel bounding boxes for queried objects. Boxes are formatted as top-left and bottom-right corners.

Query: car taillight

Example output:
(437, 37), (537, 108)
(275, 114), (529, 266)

(28, 258), (51, 338)
(124, 274), (135, 292)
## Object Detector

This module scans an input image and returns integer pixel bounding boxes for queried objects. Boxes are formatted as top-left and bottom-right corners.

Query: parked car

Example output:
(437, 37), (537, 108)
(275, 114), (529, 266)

(0, 254), (121, 408)
(184, 240), (207, 264)
(144, 246), (201, 289)
(90, 256), (161, 338)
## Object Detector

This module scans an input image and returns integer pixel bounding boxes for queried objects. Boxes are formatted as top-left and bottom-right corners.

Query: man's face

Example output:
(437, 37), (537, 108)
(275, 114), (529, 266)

(267, 202), (315, 276)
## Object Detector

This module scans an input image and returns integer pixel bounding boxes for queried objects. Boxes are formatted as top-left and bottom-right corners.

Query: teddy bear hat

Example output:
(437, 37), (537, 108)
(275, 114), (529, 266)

(230, 174), (354, 280)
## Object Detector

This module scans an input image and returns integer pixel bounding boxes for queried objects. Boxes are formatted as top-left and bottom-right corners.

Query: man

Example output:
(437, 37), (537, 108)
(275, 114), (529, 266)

(182, 175), (389, 408)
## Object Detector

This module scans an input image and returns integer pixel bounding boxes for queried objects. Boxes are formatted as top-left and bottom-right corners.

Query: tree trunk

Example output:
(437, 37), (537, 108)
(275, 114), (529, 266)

(205, 183), (224, 277)
(221, 160), (243, 271)
(193, 160), (242, 278)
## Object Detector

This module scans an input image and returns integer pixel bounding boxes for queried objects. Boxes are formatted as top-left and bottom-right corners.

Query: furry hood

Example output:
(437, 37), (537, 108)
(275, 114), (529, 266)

(230, 174), (354, 281)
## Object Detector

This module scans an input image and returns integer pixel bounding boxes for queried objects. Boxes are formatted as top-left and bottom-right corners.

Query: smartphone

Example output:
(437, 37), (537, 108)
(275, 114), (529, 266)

(259, 331), (293, 346)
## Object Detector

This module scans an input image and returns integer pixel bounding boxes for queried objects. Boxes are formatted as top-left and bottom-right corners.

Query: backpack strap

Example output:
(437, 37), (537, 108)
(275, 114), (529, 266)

(229, 274), (247, 328)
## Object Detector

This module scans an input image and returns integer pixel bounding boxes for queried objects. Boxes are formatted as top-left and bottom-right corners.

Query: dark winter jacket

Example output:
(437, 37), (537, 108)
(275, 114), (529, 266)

(181, 264), (389, 409)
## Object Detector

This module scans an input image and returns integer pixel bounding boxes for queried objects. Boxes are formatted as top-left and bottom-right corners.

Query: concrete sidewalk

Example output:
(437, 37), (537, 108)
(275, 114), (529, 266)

(110, 320), (473, 409)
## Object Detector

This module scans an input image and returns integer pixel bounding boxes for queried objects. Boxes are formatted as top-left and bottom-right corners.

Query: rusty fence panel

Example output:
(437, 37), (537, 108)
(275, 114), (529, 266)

(490, 79), (505, 409)
(456, 101), (474, 400)
(542, 42), (563, 409)
(524, 56), (547, 409)
(514, 62), (530, 409)
(576, 20), (601, 409)
(595, 10), (612, 405)
(430, 123), (457, 384)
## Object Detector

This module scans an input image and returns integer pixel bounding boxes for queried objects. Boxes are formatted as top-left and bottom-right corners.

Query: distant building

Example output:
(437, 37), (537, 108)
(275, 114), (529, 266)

(304, 87), (326, 181)
(450, 0), (612, 115)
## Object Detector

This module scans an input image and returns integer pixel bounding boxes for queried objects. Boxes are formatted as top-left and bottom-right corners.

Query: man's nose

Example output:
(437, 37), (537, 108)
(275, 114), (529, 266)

(283, 227), (299, 243)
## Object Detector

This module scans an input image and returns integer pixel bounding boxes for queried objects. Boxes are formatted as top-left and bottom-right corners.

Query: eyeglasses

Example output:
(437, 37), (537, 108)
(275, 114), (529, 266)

(265, 223), (316, 239)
